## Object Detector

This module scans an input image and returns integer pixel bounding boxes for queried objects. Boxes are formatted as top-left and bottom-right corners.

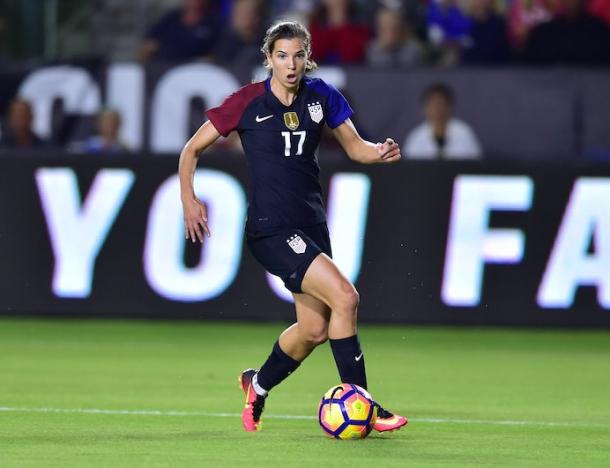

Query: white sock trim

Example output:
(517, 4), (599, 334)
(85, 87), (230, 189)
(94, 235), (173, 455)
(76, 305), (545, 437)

(252, 373), (268, 397)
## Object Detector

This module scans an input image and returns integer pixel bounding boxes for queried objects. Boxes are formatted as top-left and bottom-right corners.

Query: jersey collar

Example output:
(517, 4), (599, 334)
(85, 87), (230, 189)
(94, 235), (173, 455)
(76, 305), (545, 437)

(265, 76), (306, 112)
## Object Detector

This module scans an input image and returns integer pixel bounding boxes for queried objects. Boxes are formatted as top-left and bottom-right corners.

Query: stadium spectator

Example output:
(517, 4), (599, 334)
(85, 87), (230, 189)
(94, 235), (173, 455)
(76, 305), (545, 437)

(214, 0), (266, 66)
(139, 0), (221, 62)
(71, 109), (129, 154)
(426, 0), (472, 66)
(522, 0), (610, 65)
(507, 0), (556, 50)
(366, 7), (425, 67)
(0, 98), (48, 151)
(403, 83), (482, 159)
(309, 0), (371, 64)
(461, 0), (511, 64)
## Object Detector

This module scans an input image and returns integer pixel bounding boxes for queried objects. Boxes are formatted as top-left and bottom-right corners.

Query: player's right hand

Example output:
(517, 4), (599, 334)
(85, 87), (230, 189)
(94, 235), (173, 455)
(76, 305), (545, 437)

(182, 197), (210, 243)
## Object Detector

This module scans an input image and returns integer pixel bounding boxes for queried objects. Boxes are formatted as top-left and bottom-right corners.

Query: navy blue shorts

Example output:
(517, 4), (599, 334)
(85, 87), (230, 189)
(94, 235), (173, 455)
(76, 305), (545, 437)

(246, 223), (332, 293)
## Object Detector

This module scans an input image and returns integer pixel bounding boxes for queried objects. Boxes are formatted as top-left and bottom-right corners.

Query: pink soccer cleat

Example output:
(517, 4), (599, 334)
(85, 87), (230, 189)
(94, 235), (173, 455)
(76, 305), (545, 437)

(372, 404), (408, 433)
(239, 368), (266, 432)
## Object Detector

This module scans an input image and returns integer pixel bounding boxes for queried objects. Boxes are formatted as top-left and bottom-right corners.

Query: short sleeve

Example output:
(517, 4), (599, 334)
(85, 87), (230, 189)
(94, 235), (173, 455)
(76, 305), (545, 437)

(205, 82), (265, 137)
(325, 84), (354, 129)
(206, 91), (244, 137)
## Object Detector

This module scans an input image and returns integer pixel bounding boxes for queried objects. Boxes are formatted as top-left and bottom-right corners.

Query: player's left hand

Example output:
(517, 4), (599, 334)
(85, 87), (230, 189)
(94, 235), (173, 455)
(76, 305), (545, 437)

(376, 138), (401, 163)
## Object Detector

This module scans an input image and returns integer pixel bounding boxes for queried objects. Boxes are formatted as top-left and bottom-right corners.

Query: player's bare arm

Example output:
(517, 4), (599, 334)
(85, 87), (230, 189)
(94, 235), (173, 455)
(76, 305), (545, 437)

(178, 120), (221, 243)
(332, 118), (401, 164)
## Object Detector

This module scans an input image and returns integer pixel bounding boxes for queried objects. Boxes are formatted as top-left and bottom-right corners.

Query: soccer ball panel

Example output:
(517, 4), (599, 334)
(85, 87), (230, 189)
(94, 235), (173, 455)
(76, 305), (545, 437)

(355, 386), (373, 401)
(320, 402), (345, 432)
(338, 424), (369, 440)
(343, 393), (372, 422)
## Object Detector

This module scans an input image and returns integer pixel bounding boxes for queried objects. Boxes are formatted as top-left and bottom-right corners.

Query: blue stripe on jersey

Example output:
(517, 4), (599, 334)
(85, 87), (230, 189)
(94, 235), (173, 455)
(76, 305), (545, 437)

(304, 77), (354, 128)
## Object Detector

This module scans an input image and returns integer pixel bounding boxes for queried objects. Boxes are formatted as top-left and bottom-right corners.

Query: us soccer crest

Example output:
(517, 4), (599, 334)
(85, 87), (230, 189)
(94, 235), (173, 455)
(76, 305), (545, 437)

(287, 234), (307, 254)
(283, 112), (299, 130)
(307, 102), (323, 123)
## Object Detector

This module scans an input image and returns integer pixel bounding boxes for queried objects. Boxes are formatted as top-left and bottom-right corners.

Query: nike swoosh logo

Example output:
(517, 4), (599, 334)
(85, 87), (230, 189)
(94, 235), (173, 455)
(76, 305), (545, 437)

(255, 114), (273, 123)
(355, 353), (363, 362)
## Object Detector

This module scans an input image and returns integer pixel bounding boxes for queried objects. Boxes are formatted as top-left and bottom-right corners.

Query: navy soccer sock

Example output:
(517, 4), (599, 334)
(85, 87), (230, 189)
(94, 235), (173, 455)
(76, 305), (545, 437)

(329, 334), (368, 390)
(255, 341), (300, 396)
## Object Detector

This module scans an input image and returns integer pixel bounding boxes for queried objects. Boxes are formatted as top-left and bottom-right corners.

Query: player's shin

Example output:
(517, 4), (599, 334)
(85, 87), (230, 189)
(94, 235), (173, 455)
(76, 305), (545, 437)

(329, 334), (368, 390)
(255, 340), (301, 395)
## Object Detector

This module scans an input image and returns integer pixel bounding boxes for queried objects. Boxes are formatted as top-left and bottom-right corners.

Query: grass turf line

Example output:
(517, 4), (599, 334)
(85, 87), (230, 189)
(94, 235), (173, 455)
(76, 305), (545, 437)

(1, 318), (609, 467)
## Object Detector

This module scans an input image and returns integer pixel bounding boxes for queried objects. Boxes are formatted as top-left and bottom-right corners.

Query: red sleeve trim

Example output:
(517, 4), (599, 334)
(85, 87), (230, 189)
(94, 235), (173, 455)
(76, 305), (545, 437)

(206, 81), (266, 137)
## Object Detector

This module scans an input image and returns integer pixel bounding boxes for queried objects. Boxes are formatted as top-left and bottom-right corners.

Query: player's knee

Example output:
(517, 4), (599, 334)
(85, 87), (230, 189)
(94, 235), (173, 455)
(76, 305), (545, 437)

(303, 326), (328, 346)
(334, 282), (359, 313)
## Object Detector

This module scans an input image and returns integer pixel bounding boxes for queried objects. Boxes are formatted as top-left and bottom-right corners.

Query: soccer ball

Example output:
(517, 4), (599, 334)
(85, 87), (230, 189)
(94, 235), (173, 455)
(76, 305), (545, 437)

(318, 383), (377, 439)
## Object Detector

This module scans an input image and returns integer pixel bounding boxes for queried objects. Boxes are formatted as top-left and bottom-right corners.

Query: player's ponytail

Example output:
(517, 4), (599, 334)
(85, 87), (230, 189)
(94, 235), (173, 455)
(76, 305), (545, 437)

(261, 21), (318, 73)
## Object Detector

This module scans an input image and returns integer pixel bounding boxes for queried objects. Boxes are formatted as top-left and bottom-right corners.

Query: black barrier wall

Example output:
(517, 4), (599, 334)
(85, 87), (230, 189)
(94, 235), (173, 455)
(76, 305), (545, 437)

(1, 154), (610, 326)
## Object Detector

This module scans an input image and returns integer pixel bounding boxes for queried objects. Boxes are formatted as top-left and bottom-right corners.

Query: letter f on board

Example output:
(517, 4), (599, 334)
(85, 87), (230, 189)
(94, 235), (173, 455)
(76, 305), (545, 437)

(441, 175), (533, 306)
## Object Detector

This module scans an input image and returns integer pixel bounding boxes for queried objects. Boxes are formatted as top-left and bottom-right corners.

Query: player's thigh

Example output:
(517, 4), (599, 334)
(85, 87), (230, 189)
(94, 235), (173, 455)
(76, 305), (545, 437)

(293, 292), (331, 342)
(301, 253), (359, 310)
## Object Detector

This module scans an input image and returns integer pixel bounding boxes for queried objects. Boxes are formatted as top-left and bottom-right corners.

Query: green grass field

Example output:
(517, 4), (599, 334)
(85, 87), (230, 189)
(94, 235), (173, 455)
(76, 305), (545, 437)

(1, 318), (610, 467)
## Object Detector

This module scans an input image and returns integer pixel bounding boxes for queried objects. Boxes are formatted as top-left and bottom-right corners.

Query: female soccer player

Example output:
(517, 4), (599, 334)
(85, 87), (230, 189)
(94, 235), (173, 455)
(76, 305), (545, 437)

(179, 21), (407, 433)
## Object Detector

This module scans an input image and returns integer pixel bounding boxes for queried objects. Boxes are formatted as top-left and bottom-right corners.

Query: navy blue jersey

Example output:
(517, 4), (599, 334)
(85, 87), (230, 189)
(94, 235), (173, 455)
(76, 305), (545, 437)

(207, 76), (353, 236)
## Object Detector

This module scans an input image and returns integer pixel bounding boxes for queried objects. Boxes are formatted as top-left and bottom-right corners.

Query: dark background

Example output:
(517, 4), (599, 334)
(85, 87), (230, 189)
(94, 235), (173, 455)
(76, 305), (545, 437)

(2, 154), (609, 326)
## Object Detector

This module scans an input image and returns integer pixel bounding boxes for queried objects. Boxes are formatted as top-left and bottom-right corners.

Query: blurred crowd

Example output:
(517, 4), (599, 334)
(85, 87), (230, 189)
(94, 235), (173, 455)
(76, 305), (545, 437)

(0, 100), (129, 155)
(1, 0), (610, 159)
(134, 0), (610, 68)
